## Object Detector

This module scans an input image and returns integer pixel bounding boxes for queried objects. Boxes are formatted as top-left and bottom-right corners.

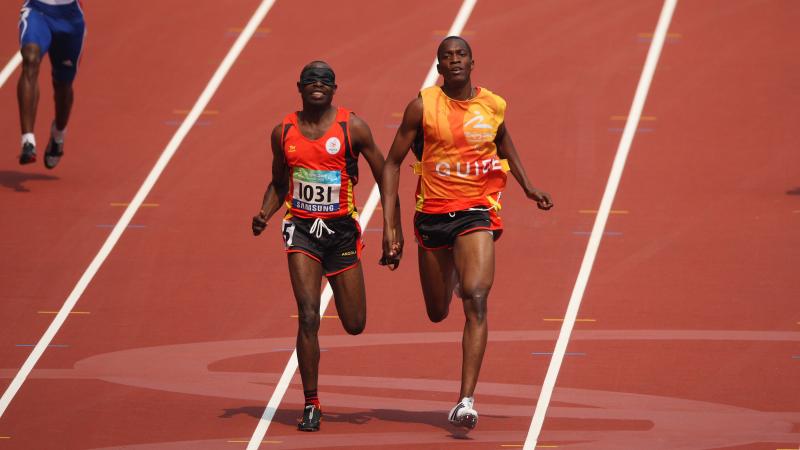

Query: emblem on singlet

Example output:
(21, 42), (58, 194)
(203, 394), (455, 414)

(325, 137), (341, 155)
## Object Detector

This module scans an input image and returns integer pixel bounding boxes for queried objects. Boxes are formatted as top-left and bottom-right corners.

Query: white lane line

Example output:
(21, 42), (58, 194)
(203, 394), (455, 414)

(0, 53), (22, 89)
(522, 1), (678, 449)
(0, 0), (278, 420)
(244, 0), (478, 448)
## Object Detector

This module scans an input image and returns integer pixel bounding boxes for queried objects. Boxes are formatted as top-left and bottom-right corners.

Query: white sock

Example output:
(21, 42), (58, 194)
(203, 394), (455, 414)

(51, 123), (65, 144)
(21, 133), (35, 146)
(461, 396), (474, 407)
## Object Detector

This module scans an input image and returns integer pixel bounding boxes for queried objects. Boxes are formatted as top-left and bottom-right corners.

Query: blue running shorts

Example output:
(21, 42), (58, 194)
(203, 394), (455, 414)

(19, 0), (86, 82)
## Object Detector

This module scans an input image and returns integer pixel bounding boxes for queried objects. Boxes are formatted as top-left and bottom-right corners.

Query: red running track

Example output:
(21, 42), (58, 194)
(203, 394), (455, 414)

(0, 1), (798, 449)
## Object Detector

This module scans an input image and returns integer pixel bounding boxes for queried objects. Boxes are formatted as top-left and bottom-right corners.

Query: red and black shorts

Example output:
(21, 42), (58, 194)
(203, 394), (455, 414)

(281, 215), (363, 276)
(414, 208), (503, 250)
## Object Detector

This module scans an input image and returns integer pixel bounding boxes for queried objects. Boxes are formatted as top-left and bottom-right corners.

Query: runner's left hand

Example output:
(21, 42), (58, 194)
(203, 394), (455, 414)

(527, 189), (554, 210)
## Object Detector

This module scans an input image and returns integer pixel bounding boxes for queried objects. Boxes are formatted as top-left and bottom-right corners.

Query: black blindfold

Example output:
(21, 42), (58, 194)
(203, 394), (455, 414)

(300, 67), (336, 86)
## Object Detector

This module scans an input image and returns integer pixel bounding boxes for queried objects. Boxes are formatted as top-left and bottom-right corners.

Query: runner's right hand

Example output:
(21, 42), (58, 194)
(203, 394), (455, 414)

(252, 211), (268, 236)
(381, 226), (403, 270)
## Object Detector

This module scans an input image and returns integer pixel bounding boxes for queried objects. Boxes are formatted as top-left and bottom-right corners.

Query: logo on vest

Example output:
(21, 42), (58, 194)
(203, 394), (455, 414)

(464, 110), (496, 143)
(434, 158), (504, 178)
(325, 137), (341, 155)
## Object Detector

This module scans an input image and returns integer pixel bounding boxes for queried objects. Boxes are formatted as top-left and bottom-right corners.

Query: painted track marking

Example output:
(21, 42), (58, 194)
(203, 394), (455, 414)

(543, 318), (595, 322)
(0, 52), (22, 89)
(173, 109), (219, 115)
(0, 0), (278, 420)
(522, 1), (679, 448)
(578, 209), (628, 214)
(110, 203), (159, 207)
(244, 0), (478, 448)
(611, 115), (657, 121)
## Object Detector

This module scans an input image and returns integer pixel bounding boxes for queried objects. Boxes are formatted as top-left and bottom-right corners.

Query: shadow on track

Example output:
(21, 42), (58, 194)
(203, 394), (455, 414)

(0, 170), (59, 192)
(219, 405), (508, 437)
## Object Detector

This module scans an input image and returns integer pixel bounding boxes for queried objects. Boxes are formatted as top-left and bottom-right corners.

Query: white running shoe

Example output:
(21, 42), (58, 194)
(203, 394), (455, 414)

(448, 396), (478, 429)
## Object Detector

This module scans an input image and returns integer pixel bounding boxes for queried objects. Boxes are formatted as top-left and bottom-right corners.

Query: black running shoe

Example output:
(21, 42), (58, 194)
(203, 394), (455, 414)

(19, 142), (36, 165)
(297, 404), (321, 432)
(44, 136), (63, 169)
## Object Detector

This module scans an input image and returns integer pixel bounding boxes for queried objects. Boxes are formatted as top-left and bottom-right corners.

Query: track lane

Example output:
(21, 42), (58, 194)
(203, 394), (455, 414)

(537, 1), (800, 448)
(0, 0), (267, 386)
(286, 0), (674, 448)
(0, 0), (267, 447)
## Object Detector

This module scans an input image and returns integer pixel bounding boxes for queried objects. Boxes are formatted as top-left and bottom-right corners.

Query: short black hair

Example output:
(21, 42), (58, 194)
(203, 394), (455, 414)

(437, 36), (472, 61)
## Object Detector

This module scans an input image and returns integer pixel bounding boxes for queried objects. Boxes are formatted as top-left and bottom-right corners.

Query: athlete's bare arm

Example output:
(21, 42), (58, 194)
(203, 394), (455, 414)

(252, 124), (290, 236)
(349, 114), (385, 191)
(350, 114), (404, 268)
(495, 123), (553, 210)
(381, 97), (423, 264)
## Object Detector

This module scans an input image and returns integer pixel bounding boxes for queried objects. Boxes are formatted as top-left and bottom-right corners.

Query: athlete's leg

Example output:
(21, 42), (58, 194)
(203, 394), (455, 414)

(452, 230), (495, 399)
(328, 262), (366, 335)
(42, 7), (84, 168)
(287, 252), (324, 394)
(17, 3), (53, 163)
(48, 14), (84, 133)
(17, 43), (42, 135)
(52, 78), (73, 131)
(418, 247), (457, 322)
(43, 77), (73, 168)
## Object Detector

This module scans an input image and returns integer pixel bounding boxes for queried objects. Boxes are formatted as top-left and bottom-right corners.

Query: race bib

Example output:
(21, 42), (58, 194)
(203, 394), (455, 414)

(292, 168), (341, 213)
(281, 220), (296, 248)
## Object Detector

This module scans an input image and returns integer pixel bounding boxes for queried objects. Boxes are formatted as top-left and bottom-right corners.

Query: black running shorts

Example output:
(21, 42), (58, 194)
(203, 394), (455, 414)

(414, 209), (502, 250)
(281, 215), (363, 276)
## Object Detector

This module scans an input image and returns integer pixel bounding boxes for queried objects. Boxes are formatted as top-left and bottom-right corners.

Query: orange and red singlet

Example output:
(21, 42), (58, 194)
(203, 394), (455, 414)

(412, 86), (510, 213)
(281, 107), (359, 220)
